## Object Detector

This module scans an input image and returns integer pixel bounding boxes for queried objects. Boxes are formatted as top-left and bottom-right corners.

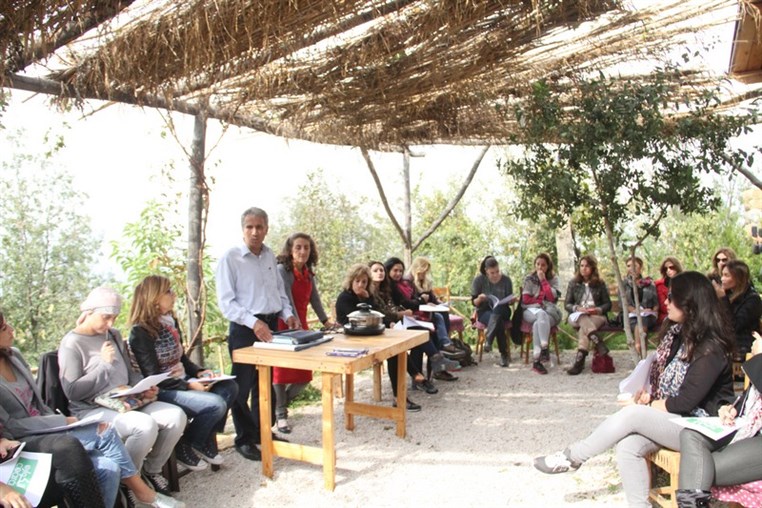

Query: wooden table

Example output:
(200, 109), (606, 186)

(232, 329), (428, 490)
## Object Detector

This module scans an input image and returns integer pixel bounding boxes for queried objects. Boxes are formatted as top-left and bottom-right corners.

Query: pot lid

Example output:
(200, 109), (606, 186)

(347, 303), (385, 319)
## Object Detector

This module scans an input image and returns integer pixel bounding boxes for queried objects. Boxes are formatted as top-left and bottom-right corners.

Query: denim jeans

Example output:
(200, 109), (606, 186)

(71, 424), (134, 508)
(158, 379), (238, 448)
(431, 312), (452, 348)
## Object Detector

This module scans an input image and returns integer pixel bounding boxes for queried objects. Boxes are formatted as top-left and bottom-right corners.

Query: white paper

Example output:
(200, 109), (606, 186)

(109, 372), (171, 397)
(525, 307), (543, 316)
(0, 451), (52, 506)
(401, 315), (435, 331)
(618, 352), (656, 396)
(419, 303), (449, 313)
(25, 412), (104, 435)
(628, 307), (657, 318)
(568, 311), (583, 323)
(670, 416), (749, 440)
(186, 374), (237, 384)
(487, 294), (515, 308)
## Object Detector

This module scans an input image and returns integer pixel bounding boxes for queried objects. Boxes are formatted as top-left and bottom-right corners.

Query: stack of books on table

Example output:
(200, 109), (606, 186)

(253, 330), (333, 351)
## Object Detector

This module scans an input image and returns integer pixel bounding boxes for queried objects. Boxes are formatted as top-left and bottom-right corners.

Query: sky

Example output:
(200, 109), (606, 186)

(0, 91), (505, 278)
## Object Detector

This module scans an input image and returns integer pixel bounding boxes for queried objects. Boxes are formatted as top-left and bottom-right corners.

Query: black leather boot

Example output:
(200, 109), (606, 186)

(675, 489), (711, 508)
(567, 350), (588, 375)
(59, 469), (107, 508)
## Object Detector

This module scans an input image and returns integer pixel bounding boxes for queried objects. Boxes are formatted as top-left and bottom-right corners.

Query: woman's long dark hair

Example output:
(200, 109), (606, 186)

(661, 271), (734, 361)
(534, 252), (555, 280)
(369, 260), (392, 301)
(0, 312), (10, 359)
(276, 232), (319, 272)
(724, 260), (752, 304)
(572, 255), (602, 286)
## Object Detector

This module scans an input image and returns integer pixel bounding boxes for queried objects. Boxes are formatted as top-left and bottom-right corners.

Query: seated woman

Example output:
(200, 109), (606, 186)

(0, 434), (100, 508)
(564, 255), (612, 375)
(624, 256), (659, 355)
(59, 287), (187, 498)
(471, 255), (514, 368)
(534, 271), (735, 508)
(716, 259), (762, 357)
(707, 246), (736, 285)
(405, 257), (458, 354)
(274, 233), (333, 434)
(0, 312), (181, 508)
(677, 334), (762, 508)
(522, 253), (562, 375)
(383, 258), (460, 379)
(336, 264), (422, 411)
(655, 256), (683, 325)
(128, 276), (237, 467)
(369, 261), (457, 394)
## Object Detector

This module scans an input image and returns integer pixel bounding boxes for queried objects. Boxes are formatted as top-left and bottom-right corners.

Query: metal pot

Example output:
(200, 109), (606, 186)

(346, 303), (384, 330)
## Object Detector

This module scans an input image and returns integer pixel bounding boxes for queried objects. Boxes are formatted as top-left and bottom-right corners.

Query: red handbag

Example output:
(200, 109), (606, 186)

(591, 351), (615, 373)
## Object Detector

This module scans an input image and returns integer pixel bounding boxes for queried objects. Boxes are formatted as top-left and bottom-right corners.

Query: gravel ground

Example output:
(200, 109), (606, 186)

(175, 349), (641, 507)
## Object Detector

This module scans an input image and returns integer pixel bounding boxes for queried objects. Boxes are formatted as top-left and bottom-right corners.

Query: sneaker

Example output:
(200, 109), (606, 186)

(540, 347), (550, 363)
(144, 473), (172, 496)
(533, 450), (581, 474)
(412, 379), (438, 394)
(192, 440), (224, 466)
(174, 442), (208, 471)
(499, 353), (509, 368)
(276, 418), (292, 434)
(392, 398), (422, 412)
(144, 492), (186, 508)
(532, 361), (548, 375)
(433, 371), (458, 382)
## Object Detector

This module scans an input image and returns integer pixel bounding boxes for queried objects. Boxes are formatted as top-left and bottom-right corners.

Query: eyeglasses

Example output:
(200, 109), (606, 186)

(715, 257), (728, 263)
(665, 265), (676, 271)
(667, 291), (673, 302)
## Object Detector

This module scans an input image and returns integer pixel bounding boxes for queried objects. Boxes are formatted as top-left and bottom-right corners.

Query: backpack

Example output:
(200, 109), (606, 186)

(36, 350), (70, 416)
(451, 338), (477, 367)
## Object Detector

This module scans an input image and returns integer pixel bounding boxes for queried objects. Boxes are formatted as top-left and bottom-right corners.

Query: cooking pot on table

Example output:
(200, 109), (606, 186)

(345, 304), (385, 336)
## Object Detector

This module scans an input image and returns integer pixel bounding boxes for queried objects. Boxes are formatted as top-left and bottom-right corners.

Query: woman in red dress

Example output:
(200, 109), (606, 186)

(274, 233), (333, 433)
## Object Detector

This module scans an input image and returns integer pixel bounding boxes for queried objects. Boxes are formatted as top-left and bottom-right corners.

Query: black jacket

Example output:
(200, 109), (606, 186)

(128, 320), (202, 391)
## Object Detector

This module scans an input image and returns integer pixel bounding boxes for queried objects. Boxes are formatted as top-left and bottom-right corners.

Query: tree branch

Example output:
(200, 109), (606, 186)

(361, 147), (406, 243)
(735, 164), (762, 192)
(412, 145), (490, 251)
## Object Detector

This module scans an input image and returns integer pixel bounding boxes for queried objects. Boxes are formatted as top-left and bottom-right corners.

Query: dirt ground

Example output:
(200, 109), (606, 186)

(173, 349), (658, 507)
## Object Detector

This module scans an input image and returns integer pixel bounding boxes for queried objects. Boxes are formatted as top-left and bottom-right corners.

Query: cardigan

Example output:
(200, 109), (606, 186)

(128, 319), (202, 391)
(277, 264), (329, 325)
(0, 349), (68, 438)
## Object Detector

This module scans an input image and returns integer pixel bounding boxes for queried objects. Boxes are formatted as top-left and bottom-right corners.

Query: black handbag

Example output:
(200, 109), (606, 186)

(510, 301), (523, 346)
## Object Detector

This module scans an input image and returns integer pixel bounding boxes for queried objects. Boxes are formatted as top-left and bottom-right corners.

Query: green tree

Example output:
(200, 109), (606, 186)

(270, 168), (397, 310)
(110, 196), (227, 354)
(501, 70), (757, 357)
(0, 138), (100, 354)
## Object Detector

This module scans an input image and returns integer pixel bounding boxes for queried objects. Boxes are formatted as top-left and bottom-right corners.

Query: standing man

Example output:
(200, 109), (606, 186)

(216, 207), (297, 461)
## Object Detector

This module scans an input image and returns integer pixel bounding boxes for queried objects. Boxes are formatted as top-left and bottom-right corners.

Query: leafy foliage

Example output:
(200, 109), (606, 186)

(502, 72), (757, 245)
(110, 195), (228, 346)
(0, 134), (100, 354)
(270, 168), (397, 308)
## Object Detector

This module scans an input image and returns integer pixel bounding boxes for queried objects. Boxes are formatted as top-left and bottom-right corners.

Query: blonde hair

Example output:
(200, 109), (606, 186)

(342, 264), (371, 291)
(128, 275), (174, 338)
(409, 257), (433, 293)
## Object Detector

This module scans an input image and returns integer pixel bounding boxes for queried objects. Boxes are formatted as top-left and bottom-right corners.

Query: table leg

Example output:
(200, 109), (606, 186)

(372, 363), (382, 402)
(395, 352), (407, 438)
(258, 365), (274, 478)
(322, 373), (337, 491)
(345, 373), (355, 431)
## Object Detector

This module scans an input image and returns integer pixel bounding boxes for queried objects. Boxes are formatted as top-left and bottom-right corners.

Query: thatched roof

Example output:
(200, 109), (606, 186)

(1, 0), (760, 149)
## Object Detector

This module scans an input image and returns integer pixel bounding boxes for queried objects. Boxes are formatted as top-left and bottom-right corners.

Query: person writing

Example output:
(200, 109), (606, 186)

(534, 272), (734, 508)
(216, 207), (297, 461)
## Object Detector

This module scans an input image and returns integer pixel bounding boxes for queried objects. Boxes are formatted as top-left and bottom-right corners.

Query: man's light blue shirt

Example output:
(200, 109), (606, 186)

(215, 243), (294, 329)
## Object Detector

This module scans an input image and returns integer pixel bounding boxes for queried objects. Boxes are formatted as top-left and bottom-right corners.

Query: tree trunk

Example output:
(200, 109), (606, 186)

(402, 148), (413, 266)
(555, 220), (575, 295)
(186, 113), (206, 365)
